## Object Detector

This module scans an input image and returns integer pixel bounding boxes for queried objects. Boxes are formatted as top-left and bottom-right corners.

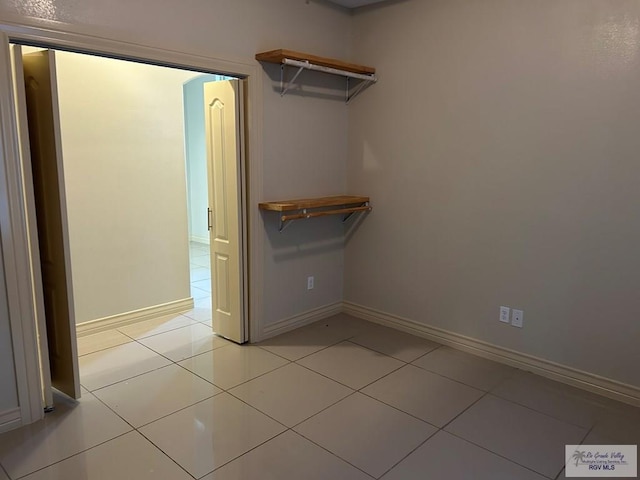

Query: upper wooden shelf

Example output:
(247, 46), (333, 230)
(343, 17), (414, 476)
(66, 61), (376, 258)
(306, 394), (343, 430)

(259, 195), (370, 212)
(255, 49), (375, 75)
(256, 49), (376, 102)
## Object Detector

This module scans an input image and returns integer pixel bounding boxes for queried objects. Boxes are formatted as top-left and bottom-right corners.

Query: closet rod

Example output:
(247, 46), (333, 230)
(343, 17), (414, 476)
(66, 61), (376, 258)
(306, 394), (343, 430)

(281, 205), (371, 222)
(282, 58), (377, 83)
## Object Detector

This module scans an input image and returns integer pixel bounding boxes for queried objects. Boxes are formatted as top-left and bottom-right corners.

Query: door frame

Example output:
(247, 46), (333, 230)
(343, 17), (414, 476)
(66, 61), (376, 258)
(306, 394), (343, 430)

(0, 22), (265, 427)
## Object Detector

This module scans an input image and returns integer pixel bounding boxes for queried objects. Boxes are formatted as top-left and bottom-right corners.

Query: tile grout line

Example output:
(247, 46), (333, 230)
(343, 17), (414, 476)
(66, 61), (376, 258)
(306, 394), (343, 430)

(440, 390), (490, 431)
(86, 376), (216, 479)
(85, 336), (251, 480)
(270, 339), (487, 431)
(134, 427), (199, 480)
(256, 333), (358, 363)
(82, 361), (175, 393)
(277, 383), (435, 479)
(345, 337), (441, 363)
(135, 389), (223, 429)
(355, 389), (443, 429)
(69, 318), (639, 480)
(31, 330), (214, 479)
(224, 390), (293, 430)
(136, 335), (231, 364)
(122, 321), (200, 340)
(47, 320), (356, 474)
(190, 430), (292, 479)
(77, 338), (134, 358)
(488, 388), (604, 430)
(84, 344), (226, 425)
(440, 383), (573, 478)
(423, 391), (558, 477)
(143, 332), (597, 480)
(84, 330), (231, 390)
(173, 346), (298, 394)
(11, 431), (133, 480)
(291, 426), (377, 480)
(130, 354), (290, 480)
(410, 353), (518, 392)
(126, 339), (299, 477)
(374, 427), (439, 479)
(287, 339), (485, 401)
(293, 359), (371, 391)
(479, 392), (595, 432)
(443, 430), (557, 480)
(220, 351), (432, 479)
(284, 338), (410, 387)
(409, 343), (444, 364)
(81, 314), (202, 348)
(284, 389), (358, 431)
(405, 363), (493, 392)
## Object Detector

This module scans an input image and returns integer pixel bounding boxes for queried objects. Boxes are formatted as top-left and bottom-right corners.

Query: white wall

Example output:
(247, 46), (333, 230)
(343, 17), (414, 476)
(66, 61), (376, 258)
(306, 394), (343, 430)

(261, 66), (349, 324)
(54, 52), (197, 323)
(347, 0), (640, 387)
(0, 0), (353, 328)
(184, 74), (219, 245)
(0, 236), (19, 412)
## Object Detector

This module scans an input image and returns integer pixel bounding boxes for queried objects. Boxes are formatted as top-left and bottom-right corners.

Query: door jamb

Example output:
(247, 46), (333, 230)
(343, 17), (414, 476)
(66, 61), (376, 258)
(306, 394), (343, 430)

(0, 23), (265, 427)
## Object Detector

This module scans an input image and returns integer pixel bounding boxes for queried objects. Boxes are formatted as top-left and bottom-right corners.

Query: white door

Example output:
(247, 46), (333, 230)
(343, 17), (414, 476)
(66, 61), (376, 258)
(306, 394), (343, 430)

(21, 49), (80, 399)
(10, 45), (54, 408)
(204, 79), (246, 343)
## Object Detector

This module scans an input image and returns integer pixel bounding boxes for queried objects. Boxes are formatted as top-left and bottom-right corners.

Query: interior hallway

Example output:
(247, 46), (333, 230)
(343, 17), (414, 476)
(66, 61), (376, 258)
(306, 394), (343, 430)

(189, 241), (212, 321)
(0, 314), (638, 479)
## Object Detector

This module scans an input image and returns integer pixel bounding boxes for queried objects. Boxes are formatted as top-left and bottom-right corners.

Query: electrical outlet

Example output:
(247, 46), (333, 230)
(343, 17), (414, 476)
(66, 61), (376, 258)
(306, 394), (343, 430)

(499, 306), (510, 323)
(307, 276), (314, 290)
(511, 309), (524, 328)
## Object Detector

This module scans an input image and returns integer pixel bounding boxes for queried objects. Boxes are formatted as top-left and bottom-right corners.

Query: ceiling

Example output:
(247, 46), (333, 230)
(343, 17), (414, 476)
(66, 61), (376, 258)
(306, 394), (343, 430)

(326, 0), (388, 8)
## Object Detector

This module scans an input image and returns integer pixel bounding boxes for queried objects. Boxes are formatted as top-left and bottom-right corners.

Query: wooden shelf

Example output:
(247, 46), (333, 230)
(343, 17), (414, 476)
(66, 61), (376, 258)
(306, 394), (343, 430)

(255, 49), (375, 75)
(259, 195), (371, 232)
(259, 195), (369, 212)
(255, 49), (377, 102)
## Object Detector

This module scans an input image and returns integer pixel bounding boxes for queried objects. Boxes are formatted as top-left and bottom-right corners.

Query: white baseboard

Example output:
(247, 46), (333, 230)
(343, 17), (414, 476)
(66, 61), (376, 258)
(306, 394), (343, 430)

(0, 408), (21, 434)
(262, 301), (343, 339)
(77, 298), (195, 337)
(190, 235), (209, 246)
(343, 301), (640, 407)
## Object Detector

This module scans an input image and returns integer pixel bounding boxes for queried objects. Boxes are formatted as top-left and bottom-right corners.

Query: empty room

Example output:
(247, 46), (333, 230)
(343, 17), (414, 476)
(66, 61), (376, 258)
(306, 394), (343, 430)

(0, 0), (638, 479)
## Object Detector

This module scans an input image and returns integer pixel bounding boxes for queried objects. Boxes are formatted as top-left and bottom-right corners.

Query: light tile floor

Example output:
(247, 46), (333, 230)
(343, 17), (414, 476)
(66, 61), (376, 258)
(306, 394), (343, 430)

(0, 313), (639, 479)
(185, 242), (214, 328)
(189, 241), (212, 322)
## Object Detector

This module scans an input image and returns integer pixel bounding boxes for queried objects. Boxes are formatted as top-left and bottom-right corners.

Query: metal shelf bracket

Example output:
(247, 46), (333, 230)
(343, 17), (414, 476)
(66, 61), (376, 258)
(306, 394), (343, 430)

(280, 63), (307, 96)
(346, 78), (372, 104)
(279, 58), (377, 103)
(342, 202), (369, 223)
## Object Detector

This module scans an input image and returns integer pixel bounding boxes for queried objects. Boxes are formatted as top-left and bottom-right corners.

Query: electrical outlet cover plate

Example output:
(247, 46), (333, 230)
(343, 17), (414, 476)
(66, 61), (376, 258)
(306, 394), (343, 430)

(307, 276), (314, 290)
(511, 309), (524, 328)
(499, 306), (510, 323)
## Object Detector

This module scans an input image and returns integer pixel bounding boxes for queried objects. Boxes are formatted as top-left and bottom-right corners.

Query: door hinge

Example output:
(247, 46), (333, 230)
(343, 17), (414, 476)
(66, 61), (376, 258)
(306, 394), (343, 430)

(207, 208), (213, 231)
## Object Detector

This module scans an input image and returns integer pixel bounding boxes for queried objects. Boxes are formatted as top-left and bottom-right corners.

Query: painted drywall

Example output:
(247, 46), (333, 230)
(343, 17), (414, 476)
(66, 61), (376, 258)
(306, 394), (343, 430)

(54, 51), (197, 323)
(184, 74), (221, 245)
(347, 0), (640, 387)
(0, 0), (353, 328)
(261, 67), (348, 324)
(0, 235), (19, 412)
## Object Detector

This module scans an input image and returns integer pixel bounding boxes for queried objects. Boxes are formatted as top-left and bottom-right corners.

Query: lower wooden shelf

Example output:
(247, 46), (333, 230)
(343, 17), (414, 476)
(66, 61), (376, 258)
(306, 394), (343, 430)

(259, 195), (371, 232)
